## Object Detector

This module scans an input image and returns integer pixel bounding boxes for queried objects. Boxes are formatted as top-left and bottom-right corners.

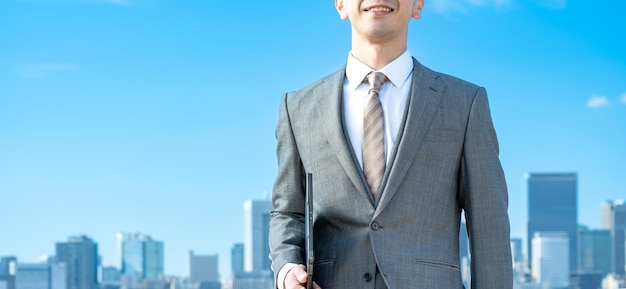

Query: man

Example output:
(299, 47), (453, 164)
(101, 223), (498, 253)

(269, 0), (513, 288)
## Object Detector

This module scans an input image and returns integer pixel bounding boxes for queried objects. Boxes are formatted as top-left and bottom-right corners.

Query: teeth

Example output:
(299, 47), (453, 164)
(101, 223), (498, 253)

(369, 7), (392, 12)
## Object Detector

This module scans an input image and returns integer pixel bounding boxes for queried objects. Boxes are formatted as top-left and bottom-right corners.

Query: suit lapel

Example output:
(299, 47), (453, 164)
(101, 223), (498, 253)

(375, 59), (444, 214)
(316, 68), (374, 205)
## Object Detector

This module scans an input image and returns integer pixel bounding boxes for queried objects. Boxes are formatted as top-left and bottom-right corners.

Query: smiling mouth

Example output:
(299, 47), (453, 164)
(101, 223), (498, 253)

(365, 7), (393, 12)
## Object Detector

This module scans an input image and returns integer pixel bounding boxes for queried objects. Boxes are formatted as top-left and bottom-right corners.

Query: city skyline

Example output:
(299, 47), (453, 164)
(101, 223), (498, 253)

(1, 190), (622, 280)
(1, 0), (625, 280)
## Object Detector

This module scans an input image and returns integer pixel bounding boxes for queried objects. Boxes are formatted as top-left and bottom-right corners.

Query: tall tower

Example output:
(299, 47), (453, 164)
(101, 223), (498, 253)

(527, 173), (578, 272)
(0, 257), (16, 276)
(119, 232), (164, 280)
(243, 199), (272, 273)
(0, 256), (16, 289)
(599, 200), (626, 275)
(230, 243), (244, 275)
(55, 235), (98, 289)
(510, 238), (524, 277)
(531, 232), (570, 289)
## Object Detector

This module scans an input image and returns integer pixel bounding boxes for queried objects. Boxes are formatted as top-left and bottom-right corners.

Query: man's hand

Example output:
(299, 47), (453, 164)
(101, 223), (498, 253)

(284, 264), (322, 289)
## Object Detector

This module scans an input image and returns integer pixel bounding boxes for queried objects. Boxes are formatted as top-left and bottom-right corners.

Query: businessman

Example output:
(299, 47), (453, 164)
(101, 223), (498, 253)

(269, 0), (513, 288)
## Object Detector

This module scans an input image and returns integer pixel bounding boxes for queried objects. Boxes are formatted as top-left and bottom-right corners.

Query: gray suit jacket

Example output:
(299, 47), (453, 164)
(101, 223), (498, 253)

(269, 59), (512, 289)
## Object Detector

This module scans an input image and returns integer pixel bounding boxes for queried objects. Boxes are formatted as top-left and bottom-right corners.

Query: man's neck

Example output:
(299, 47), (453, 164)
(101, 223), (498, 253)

(350, 34), (408, 70)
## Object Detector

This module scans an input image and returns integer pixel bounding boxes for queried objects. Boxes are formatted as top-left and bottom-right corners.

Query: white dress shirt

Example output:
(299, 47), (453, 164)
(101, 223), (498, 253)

(343, 50), (414, 168)
(276, 51), (414, 289)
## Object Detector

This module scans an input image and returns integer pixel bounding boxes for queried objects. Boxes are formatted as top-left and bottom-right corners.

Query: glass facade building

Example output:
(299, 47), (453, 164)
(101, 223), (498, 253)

(15, 263), (48, 289)
(599, 200), (626, 276)
(55, 235), (98, 289)
(243, 200), (272, 273)
(527, 173), (578, 272)
(531, 232), (570, 289)
(578, 227), (611, 275)
(119, 232), (164, 280)
(230, 243), (244, 276)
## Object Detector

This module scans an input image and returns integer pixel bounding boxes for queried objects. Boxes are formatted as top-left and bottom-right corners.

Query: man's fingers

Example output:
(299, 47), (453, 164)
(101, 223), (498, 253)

(285, 264), (308, 289)
(295, 264), (309, 283)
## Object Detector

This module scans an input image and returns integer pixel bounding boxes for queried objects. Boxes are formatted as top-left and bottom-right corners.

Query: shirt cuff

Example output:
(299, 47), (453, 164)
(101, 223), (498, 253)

(276, 263), (299, 289)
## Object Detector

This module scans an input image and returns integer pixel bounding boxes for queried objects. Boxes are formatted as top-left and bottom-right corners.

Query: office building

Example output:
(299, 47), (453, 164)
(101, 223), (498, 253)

(141, 279), (167, 289)
(189, 250), (219, 286)
(0, 257), (16, 276)
(15, 263), (48, 289)
(0, 275), (14, 289)
(231, 271), (273, 289)
(230, 243), (244, 276)
(49, 262), (66, 289)
(243, 199), (272, 273)
(532, 232), (570, 289)
(578, 226), (611, 275)
(0, 256), (16, 289)
(118, 232), (164, 280)
(511, 238), (524, 278)
(571, 271), (604, 289)
(56, 235), (98, 289)
(100, 266), (121, 289)
(527, 173), (578, 272)
(600, 200), (626, 276)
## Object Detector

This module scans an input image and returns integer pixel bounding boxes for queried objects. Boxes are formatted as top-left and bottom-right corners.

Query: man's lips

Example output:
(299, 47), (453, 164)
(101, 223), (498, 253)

(366, 7), (392, 12)
(364, 5), (394, 12)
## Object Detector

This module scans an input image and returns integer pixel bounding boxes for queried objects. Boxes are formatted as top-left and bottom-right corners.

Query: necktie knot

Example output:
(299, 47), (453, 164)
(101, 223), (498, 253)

(365, 71), (388, 95)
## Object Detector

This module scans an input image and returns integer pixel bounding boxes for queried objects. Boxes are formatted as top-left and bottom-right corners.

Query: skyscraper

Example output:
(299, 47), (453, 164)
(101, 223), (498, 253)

(532, 232), (570, 289)
(0, 256), (16, 289)
(230, 243), (244, 275)
(55, 235), (98, 289)
(0, 257), (16, 276)
(511, 238), (524, 278)
(243, 199), (272, 273)
(527, 173), (578, 272)
(599, 200), (626, 276)
(118, 232), (164, 280)
(578, 226), (611, 275)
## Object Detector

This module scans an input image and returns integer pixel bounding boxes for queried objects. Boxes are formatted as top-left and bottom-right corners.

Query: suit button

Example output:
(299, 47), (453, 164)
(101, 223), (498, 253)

(371, 221), (380, 231)
(364, 272), (373, 282)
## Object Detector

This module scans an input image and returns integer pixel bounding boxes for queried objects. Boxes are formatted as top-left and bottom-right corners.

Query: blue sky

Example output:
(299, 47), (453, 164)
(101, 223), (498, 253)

(1, 0), (625, 280)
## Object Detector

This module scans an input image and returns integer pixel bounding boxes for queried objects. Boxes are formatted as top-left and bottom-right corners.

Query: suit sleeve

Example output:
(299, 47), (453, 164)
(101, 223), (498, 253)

(460, 88), (513, 289)
(268, 93), (306, 282)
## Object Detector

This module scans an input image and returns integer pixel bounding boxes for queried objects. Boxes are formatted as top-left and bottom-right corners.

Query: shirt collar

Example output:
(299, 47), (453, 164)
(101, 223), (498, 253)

(345, 50), (414, 91)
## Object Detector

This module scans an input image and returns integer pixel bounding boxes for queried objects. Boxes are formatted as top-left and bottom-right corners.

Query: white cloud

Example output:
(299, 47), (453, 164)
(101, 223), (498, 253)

(587, 95), (610, 108)
(19, 63), (79, 78)
(621, 93), (626, 105)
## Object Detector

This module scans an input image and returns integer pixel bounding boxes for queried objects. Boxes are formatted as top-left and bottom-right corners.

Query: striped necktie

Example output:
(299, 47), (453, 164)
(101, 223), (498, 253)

(362, 71), (388, 198)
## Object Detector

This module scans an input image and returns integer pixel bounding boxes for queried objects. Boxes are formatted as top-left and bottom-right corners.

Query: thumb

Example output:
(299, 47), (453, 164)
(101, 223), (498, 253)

(295, 264), (309, 283)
